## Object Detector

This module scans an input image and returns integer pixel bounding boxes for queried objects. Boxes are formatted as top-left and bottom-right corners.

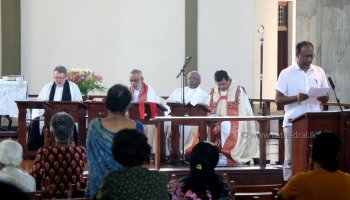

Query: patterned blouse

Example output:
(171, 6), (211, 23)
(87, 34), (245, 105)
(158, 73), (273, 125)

(30, 145), (87, 198)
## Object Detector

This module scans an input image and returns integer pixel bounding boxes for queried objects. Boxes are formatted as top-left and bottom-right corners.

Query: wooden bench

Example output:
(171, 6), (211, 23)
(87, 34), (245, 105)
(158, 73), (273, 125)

(229, 180), (282, 200)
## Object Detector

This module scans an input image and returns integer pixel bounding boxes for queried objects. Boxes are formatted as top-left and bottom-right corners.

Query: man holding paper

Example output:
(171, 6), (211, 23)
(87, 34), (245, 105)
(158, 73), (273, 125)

(275, 41), (329, 181)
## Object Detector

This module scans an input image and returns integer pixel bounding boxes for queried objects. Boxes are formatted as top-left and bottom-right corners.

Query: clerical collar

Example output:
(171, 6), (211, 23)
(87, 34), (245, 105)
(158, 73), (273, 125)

(220, 90), (227, 96)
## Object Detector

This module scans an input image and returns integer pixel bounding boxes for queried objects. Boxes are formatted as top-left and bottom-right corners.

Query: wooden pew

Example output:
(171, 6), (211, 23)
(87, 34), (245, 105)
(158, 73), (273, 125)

(229, 180), (282, 200)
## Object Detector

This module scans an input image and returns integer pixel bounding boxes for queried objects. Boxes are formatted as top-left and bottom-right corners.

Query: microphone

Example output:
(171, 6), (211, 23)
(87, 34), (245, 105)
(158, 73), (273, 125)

(328, 76), (346, 114)
(176, 55), (193, 78)
(184, 56), (192, 66)
(328, 77), (335, 89)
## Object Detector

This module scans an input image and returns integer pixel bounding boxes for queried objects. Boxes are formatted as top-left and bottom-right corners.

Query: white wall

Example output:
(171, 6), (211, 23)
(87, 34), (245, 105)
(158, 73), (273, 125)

(0, 2), (2, 76)
(198, 0), (279, 99)
(21, 0), (281, 98)
(198, 0), (255, 97)
(253, 0), (278, 99)
(21, 0), (185, 96)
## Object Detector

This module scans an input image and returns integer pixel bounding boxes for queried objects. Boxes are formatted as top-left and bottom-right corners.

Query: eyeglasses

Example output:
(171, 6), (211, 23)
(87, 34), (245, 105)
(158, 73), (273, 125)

(130, 79), (141, 83)
(54, 75), (66, 80)
(301, 54), (316, 59)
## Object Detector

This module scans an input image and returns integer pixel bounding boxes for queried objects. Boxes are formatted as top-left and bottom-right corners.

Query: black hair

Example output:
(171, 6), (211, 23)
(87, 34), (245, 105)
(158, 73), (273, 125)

(296, 41), (314, 56)
(112, 129), (150, 167)
(214, 70), (229, 82)
(105, 84), (132, 113)
(182, 142), (224, 200)
(311, 130), (341, 172)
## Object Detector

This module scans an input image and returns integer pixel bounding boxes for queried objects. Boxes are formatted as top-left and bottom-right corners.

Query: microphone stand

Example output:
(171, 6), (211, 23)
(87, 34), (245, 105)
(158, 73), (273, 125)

(172, 56), (192, 166)
(258, 25), (266, 116)
(329, 78), (350, 171)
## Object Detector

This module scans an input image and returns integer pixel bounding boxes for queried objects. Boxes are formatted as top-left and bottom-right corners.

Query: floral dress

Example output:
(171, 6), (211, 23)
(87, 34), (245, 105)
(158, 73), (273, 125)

(168, 178), (233, 200)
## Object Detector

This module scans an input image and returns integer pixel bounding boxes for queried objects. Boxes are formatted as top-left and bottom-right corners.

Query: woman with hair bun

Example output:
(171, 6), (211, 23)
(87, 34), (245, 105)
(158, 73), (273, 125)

(168, 142), (233, 200)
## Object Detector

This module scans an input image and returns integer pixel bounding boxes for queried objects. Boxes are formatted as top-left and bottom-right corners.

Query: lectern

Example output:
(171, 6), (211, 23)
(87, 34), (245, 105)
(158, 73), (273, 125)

(129, 102), (168, 161)
(85, 101), (107, 123)
(44, 101), (87, 146)
(16, 100), (46, 157)
(166, 102), (211, 159)
(291, 111), (350, 175)
(128, 102), (167, 122)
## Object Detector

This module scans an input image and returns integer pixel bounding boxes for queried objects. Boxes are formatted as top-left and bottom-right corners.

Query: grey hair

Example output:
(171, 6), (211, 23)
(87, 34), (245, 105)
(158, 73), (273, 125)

(130, 69), (143, 77)
(50, 112), (74, 144)
(54, 65), (67, 75)
(187, 71), (201, 81)
(0, 139), (23, 166)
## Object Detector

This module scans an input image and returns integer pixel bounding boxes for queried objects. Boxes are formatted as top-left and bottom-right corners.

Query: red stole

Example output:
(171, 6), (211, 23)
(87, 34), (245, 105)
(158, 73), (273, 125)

(130, 82), (157, 119)
(209, 83), (242, 164)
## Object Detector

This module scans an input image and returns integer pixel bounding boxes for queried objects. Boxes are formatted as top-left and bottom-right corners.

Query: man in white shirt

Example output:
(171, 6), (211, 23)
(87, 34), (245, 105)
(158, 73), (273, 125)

(275, 41), (329, 181)
(28, 66), (82, 150)
(166, 71), (208, 154)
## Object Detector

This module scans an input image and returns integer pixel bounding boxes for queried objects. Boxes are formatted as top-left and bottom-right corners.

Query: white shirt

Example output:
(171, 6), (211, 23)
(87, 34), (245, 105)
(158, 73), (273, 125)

(167, 86), (208, 106)
(33, 81), (82, 118)
(37, 81), (83, 101)
(131, 85), (158, 103)
(276, 63), (329, 127)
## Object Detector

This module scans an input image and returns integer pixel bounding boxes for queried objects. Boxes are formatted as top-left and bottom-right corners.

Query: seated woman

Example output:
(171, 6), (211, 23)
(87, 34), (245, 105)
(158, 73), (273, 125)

(0, 139), (36, 192)
(168, 142), (233, 200)
(278, 130), (350, 200)
(30, 112), (87, 199)
(94, 129), (168, 199)
(85, 84), (144, 197)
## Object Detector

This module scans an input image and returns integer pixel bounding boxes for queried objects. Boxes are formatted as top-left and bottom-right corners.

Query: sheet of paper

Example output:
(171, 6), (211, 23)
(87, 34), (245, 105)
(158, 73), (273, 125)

(301, 87), (330, 105)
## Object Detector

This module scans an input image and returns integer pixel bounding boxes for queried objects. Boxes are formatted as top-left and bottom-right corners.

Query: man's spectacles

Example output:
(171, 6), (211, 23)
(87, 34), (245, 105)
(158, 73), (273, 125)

(301, 54), (316, 59)
(130, 79), (141, 83)
(54, 75), (66, 80)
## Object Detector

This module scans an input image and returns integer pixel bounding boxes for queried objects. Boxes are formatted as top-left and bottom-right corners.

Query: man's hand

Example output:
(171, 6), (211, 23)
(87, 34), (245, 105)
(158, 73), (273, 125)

(297, 93), (309, 102)
(317, 95), (329, 103)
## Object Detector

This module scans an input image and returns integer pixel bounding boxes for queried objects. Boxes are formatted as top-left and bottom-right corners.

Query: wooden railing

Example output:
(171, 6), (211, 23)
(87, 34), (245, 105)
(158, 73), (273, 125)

(151, 115), (284, 170)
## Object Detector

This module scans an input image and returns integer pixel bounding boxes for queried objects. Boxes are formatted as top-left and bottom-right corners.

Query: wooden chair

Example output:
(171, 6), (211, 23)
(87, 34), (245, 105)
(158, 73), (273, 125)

(229, 180), (282, 200)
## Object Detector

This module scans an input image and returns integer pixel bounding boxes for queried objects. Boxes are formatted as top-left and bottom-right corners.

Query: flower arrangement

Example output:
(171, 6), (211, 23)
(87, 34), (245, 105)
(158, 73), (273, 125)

(66, 68), (106, 96)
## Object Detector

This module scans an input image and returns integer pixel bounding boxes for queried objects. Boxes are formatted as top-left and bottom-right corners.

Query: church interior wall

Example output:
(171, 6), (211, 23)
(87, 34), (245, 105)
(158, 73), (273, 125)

(296, 0), (350, 103)
(20, 0), (281, 99)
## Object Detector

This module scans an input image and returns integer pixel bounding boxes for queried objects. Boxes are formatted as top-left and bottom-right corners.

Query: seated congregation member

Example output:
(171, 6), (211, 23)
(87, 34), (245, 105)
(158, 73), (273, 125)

(207, 70), (258, 165)
(0, 139), (36, 192)
(28, 65), (82, 150)
(168, 142), (233, 200)
(30, 112), (86, 199)
(94, 129), (168, 200)
(278, 130), (350, 200)
(86, 84), (144, 198)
